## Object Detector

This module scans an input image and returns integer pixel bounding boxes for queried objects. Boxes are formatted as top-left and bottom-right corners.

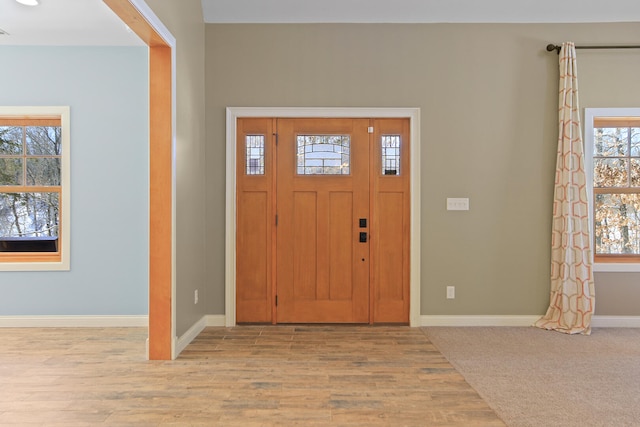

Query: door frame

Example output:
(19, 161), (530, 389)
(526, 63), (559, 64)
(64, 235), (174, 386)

(104, 0), (176, 360)
(226, 107), (421, 326)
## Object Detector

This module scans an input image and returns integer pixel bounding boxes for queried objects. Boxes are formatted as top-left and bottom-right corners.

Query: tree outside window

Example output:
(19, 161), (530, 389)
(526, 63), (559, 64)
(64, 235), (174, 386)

(593, 119), (640, 259)
(0, 119), (62, 258)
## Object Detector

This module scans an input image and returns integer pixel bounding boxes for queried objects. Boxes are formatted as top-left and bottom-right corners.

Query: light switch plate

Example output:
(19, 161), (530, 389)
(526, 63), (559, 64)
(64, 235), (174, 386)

(447, 198), (469, 211)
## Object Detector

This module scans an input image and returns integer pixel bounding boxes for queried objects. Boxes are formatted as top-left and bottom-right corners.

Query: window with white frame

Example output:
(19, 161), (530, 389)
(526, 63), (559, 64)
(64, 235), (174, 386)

(585, 108), (640, 266)
(0, 107), (70, 270)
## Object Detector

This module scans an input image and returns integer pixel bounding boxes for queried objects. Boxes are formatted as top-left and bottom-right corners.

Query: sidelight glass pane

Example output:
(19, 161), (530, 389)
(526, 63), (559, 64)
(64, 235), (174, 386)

(246, 135), (265, 175)
(297, 135), (350, 175)
(381, 135), (401, 175)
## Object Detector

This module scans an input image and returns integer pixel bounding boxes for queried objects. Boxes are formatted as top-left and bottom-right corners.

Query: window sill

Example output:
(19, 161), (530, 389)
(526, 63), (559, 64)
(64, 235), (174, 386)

(594, 263), (640, 273)
(0, 252), (68, 272)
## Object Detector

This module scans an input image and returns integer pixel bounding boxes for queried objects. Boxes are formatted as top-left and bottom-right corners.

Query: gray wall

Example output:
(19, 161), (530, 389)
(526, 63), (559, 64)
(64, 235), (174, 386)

(0, 46), (148, 315)
(205, 23), (640, 317)
(146, 0), (208, 336)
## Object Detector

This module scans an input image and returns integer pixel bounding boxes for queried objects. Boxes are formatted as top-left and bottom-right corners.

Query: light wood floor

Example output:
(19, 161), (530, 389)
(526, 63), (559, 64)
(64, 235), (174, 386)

(0, 326), (505, 426)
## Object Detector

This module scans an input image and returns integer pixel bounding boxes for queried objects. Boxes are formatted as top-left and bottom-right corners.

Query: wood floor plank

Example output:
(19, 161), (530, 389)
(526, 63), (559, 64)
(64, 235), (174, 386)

(0, 326), (505, 426)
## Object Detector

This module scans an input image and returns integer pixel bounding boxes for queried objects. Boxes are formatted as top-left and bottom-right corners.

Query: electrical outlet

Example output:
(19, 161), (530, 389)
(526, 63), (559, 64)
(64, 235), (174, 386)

(446, 286), (455, 299)
(194, 289), (199, 304)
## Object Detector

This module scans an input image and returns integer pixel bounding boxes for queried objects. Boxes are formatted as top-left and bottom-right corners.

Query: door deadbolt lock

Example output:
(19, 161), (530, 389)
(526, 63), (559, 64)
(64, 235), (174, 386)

(359, 232), (367, 243)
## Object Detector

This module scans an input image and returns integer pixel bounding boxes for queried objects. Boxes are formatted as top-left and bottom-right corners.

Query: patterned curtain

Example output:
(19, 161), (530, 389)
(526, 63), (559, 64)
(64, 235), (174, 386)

(535, 42), (595, 335)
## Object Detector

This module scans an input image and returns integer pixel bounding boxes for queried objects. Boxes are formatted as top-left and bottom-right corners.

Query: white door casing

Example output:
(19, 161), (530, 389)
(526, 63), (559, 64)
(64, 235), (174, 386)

(225, 107), (421, 326)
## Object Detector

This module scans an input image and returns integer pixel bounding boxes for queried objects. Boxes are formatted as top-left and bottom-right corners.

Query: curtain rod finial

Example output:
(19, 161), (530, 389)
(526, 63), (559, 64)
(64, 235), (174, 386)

(546, 44), (561, 54)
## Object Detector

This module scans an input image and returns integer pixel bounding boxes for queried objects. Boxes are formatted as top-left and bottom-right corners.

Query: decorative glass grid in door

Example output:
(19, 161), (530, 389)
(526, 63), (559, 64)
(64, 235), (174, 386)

(381, 135), (401, 175)
(296, 135), (350, 175)
(245, 135), (265, 175)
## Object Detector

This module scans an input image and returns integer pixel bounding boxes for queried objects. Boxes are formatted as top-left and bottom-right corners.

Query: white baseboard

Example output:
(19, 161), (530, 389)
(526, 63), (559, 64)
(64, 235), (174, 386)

(591, 316), (640, 328)
(0, 315), (148, 327)
(175, 316), (207, 356)
(205, 314), (226, 326)
(174, 315), (226, 357)
(421, 315), (640, 328)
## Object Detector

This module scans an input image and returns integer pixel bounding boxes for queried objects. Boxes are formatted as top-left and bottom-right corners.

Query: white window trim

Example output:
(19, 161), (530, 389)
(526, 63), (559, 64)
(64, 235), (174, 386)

(0, 106), (70, 271)
(584, 107), (640, 273)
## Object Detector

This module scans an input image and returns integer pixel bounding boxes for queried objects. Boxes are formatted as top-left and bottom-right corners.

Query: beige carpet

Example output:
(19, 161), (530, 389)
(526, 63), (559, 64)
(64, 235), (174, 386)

(423, 327), (640, 427)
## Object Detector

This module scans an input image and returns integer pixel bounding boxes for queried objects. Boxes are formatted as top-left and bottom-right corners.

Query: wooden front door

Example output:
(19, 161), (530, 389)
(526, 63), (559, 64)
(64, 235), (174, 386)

(276, 118), (370, 322)
(236, 117), (410, 324)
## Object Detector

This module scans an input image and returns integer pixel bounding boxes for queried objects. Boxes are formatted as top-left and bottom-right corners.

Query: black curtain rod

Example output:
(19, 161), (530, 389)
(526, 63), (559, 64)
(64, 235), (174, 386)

(546, 43), (640, 54)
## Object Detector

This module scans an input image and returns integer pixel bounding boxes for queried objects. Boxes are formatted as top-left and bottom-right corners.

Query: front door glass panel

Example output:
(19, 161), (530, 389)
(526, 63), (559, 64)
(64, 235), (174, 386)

(381, 135), (401, 175)
(296, 135), (350, 175)
(246, 135), (265, 175)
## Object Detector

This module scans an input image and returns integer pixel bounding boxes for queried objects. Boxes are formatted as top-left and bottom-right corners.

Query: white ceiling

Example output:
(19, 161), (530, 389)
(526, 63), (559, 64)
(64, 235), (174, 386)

(1, 0), (640, 46)
(0, 0), (143, 46)
(202, 0), (640, 24)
